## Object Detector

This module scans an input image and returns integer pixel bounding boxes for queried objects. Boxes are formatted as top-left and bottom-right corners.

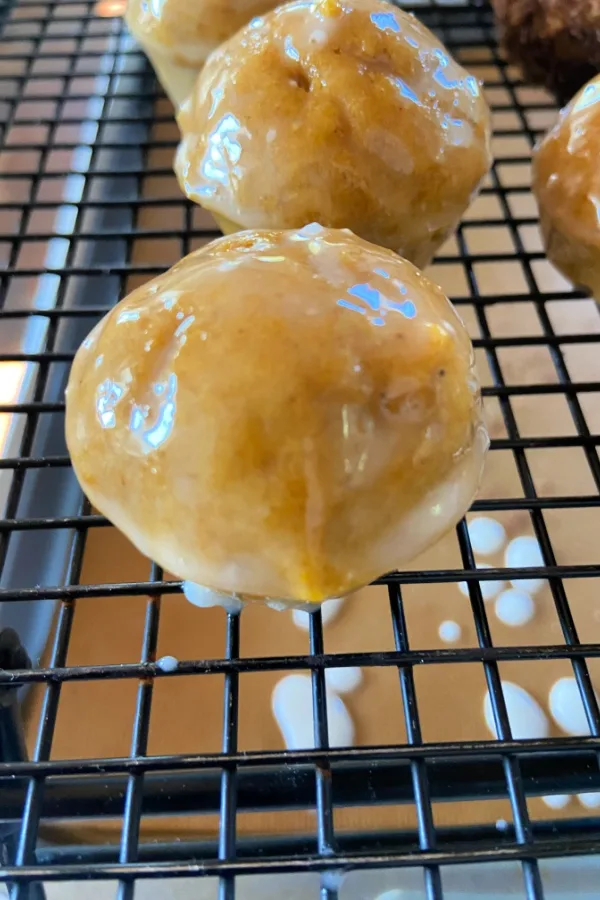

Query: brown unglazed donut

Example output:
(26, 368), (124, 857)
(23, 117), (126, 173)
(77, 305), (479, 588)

(491, 0), (600, 102)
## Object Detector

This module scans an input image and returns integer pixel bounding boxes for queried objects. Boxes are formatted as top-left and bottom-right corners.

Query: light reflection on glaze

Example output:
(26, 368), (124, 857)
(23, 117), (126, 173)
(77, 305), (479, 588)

(389, 76), (421, 107)
(130, 372), (178, 452)
(200, 114), (246, 188)
(208, 85), (224, 119)
(174, 314), (195, 339)
(293, 223), (325, 240)
(125, 301), (193, 452)
(284, 33), (300, 60)
(573, 79), (600, 113)
(433, 66), (463, 91)
(146, 373), (178, 449)
(96, 378), (124, 429)
(441, 114), (472, 147)
(370, 10), (400, 33)
(116, 308), (141, 324)
(465, 75), (479, 98)
(338, 279), (417, 326)
(130, 404), (148, 432)
(217, 258), (246, 271)
(162, 291), (181, 310)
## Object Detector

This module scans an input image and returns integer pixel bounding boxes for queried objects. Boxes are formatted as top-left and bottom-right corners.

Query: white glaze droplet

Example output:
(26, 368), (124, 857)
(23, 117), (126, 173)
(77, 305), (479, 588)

(542, 794), (570, 810)
(505, 535), (546, 593)
(183, 582), (244, 612)
(292, 596), (345, 631)
(266, 598), (313, 612)
(266, 599), (292, 612)
(324, 692), (355, 748)
(438, 620), (461, 643)
(272, 675), (314, 749)
(578, 792), (600, 809)
(271, 674), (354, 749)
(458, 562), (505, 601)
(374, 892), (405, 900)
(321, 871), (345, 893)
(325, 666), (362, 694)
(483, 681), (549, 740)
(468, 516), (507, 556)
(548, 676), (597, 736)
(156, 655), (178, 673)
(494, 588), (535, 627)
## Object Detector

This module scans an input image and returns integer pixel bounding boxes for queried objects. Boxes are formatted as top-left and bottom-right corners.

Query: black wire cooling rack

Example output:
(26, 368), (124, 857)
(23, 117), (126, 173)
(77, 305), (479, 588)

(1, 0), (600, 898)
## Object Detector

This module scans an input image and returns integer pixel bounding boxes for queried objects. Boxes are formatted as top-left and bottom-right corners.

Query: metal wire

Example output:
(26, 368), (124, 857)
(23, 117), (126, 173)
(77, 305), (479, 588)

(1, 0), (600, 898)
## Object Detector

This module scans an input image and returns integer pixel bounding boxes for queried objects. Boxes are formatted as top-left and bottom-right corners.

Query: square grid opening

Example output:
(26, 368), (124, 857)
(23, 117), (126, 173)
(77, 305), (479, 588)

(1, 1), (600, 900)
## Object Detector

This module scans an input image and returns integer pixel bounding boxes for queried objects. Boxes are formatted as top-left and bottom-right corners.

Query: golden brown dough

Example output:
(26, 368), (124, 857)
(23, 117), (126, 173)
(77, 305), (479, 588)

(533, 74), (600, 299)
(125, 0), (278, 108)
(65, 226), (487, 605)
(175, 0), (492, 269)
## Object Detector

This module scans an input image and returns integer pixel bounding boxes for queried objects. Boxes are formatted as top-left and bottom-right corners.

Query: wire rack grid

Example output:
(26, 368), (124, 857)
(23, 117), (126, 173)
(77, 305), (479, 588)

(1, 0), (600, 899)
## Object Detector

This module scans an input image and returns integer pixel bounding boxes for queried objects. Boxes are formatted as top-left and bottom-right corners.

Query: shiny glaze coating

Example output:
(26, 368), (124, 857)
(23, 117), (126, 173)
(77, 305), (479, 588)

(175, 0), (491, 269)
(65, 226), (487, 604)
(533, 75), (600, 299)
(125, 0), (278, 107)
